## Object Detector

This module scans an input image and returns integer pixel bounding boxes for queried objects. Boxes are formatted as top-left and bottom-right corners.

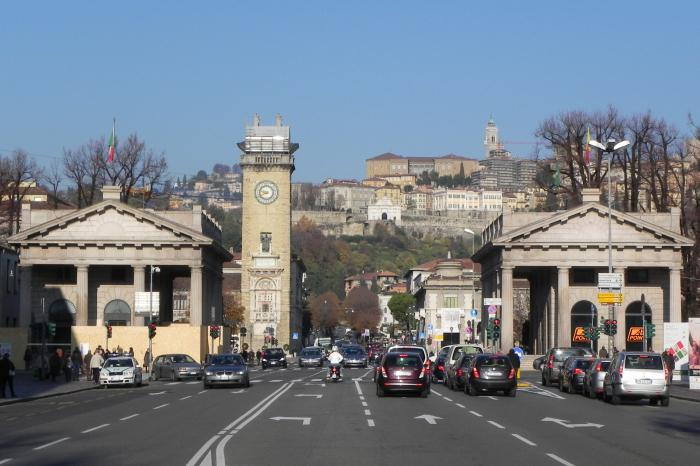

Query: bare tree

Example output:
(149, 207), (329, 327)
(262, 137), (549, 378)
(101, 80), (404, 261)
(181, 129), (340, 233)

(43, 160), (63, 208)
(63, 139), (105, 207)
(2, 150), (43, 235)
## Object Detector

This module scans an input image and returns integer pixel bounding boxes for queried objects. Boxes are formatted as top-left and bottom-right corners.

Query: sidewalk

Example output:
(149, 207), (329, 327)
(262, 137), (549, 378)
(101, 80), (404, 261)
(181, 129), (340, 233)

(669, 381), (700, 403)
(0, 370), (97, 406)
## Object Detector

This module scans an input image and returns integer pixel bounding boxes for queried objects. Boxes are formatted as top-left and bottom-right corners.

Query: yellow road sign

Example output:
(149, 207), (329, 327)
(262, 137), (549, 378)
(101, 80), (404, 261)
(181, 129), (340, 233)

(598, 292), (623, 304)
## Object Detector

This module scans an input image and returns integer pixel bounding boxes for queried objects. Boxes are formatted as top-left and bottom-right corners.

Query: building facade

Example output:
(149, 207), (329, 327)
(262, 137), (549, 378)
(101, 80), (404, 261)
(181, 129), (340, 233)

(367, 198), (402, 225)
(366, 153), (479, 179)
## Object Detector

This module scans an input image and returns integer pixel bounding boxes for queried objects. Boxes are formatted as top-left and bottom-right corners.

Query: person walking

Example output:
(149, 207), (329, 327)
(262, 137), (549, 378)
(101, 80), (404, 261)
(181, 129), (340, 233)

(23, 347), (32, 372)
(71, 348), (82, 381)
(598, 346), (609, 358)
(128, 347), (134, 357)
(0, 353), (17, 398)
(507, 348), (521, 383)
(90, 349), (104, 384)
(143, 349), (151, 373)
(663, 350), (675, 385)
(256, 350), (262, 366)
(62, 352), (72, 383)
(83, 351), (92, 381)
(49, 350), (62, 382)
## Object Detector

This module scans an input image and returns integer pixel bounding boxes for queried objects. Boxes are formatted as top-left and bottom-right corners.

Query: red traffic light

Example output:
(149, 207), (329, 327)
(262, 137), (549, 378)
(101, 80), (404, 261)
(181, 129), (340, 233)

(604, 319), (610, 325)
(493, 319), (500, 326)
(611, 320), (617, 325)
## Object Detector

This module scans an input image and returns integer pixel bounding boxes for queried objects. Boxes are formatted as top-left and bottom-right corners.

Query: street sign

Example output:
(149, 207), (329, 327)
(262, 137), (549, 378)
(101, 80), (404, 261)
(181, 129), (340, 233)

(488, 305), (498, 316)
(419, 332), (425, 339)
(292, 332), (299, 340)
(598, 292), (623, 304)
(483, 298), (502, 306)
(134, 291), (160, 315)
(427, 323), (433, 331)
(598, 273), (623, 289)
(469, 309), (478, 318)
(434, 334), (444, 341)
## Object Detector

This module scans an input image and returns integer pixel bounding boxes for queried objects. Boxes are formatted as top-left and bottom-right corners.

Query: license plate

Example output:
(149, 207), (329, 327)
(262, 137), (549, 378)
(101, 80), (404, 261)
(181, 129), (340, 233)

(636, 379), (652, 384)
(190, 372), (198, 375)
(490, 372), (503, 377)
(395, 371), (411, 376)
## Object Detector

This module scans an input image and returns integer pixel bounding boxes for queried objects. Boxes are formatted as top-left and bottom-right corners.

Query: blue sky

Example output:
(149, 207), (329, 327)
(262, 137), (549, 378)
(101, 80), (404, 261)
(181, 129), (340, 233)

(1, 1), (698, 183)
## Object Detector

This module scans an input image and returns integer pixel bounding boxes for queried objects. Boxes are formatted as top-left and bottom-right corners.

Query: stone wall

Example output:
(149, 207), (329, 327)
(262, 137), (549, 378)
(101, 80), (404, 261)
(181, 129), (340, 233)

(0, 327), (28, 360)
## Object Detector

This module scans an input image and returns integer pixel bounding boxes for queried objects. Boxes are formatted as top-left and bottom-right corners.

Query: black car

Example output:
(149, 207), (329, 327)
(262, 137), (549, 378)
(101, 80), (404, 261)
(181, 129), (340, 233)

(541, 347), (594, 386)
(559, 357), (595, 393)
(298, 347), (324, 367)
(261, 348), (287, 369)
(465, 354), (517, 397)
(376, 352), (429, 398)
(432, 355), (448, 383)
(445, 354), (477, 391)
(343, 347), (368, 368)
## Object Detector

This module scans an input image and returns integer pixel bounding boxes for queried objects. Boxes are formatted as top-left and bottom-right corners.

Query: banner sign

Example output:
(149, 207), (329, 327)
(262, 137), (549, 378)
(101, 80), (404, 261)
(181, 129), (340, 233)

(663, 323), (689, 381)
(572, 327), (589, 343)
(135, 292), (160, 315)
(627, 326), (644, 343)
(688, 318), (700, 390)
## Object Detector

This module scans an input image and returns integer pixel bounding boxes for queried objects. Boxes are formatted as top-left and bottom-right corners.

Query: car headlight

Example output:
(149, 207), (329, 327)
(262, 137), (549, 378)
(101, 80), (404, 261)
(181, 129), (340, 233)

(124, 370), (134, 376)
(205, 371), (214, 376)
(237, 371), (245, 375)
(100, 370), (109, 377)
(262, 358), (267, 362)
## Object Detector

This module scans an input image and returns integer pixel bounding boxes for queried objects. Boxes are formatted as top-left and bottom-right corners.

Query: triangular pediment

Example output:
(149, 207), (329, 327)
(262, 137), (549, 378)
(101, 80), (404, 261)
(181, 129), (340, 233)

(494, 203), (693, 248)
(9, 200), (211, 245)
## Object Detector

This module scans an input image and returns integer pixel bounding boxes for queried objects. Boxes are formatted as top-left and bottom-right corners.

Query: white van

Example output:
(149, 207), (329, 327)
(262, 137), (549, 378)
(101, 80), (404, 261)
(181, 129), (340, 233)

(603, 352), (669, 406)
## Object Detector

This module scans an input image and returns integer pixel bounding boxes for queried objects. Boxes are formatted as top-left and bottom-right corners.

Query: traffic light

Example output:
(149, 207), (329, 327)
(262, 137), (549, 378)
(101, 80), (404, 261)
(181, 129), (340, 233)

(148, 323), (157, 339)
(209, 325), (220, 339)
(645, 322), (656, 339)
(591, 326), (600, 341)
(106, 324), (112, 339)
(47, 322), (57, 337)
(486, 319), (493, 339)
(493, 318), (501, 339)
(610, 320), (618, 335)
(603, 319), (610, 335)
(240, 327), (247, 337)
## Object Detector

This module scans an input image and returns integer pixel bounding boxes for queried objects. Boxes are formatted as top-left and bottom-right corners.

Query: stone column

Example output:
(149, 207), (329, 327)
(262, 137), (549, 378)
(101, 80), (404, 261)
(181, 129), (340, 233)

(669, 267), (682, 323)
(76, 265), (89, 326)
(500, 266), (514, 351)
(132, 266), (145, 326)
(557, 267), (571, 347)
(19, 265), (32, 327)
(190, 265), (203, 326)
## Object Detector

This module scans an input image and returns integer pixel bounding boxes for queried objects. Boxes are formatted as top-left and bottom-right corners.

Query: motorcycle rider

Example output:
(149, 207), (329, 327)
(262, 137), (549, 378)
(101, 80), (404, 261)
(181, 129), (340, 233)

(326, 346), (344, 380)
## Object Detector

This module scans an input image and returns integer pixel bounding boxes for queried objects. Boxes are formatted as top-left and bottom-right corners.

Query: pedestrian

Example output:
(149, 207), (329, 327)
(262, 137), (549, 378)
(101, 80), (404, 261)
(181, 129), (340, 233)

(49, 350), (62, 382)
(256, 350), (262, 366)
(598, 346), (609, 358)
(23, 347), (32, 371)
(116, 345), (123, 355)
(612, 346), (619, 356)
(71, 348), (81, 381)
(128, 347), (134, 357)
(662, 350), (675, 385)
(143, 349), (151, 373)
(241, 349), (248, 362)
(62, 352), (72, 383)
(507, 348), (521, 383)
(90, 349), (104, 384)
(83, 351), (93, 381)
(0, 353), (17, 398)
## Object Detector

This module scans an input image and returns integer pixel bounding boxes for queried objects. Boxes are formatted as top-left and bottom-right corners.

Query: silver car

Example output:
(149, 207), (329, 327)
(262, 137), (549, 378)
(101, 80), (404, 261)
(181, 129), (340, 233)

(603, 352), (669, 406)
(203, 354), (250, 388)
(582, 358), (611, 398)
(100, 357), (143, 388)
(151, 354), (203, 381)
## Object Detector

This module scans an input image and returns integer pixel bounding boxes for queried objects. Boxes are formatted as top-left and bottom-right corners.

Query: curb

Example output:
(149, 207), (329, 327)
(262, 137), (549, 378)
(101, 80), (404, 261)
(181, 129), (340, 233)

(670, 393), (700, 403)
(0, 384), (98, 407)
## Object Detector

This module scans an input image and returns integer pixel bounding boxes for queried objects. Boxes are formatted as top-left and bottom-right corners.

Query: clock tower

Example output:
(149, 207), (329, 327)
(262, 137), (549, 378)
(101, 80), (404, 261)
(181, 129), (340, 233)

(238, 114), (298, 351)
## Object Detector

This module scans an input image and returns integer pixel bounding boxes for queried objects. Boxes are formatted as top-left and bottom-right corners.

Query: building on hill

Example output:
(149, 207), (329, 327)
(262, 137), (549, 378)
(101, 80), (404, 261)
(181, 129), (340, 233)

(318, 179), (375, 212)
(373, 183), (402, 206)
(367, 198), (402, 225)
(344, 270), (399, 296)
(403, 185), (433, 212)
(366, 153), (479, 179)
(472, 148), (538, 192)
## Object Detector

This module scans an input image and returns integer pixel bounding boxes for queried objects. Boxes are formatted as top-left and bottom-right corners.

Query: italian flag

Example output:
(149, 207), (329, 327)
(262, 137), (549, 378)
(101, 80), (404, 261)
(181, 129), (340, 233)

(108, 120), (116, 162)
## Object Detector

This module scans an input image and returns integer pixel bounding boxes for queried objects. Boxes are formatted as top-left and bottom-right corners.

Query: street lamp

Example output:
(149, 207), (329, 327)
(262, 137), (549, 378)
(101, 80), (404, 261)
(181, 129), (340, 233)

(148, 265), (161, 370)
(464, 228), (478, 344)
(588, 137), (630, 351)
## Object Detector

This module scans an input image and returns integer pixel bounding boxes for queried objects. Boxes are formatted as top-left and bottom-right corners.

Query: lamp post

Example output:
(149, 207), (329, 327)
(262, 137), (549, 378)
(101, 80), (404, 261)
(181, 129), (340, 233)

(589, 138), (630, 352)
(464, 228), (478, 345)
(149, 265), (160, 369)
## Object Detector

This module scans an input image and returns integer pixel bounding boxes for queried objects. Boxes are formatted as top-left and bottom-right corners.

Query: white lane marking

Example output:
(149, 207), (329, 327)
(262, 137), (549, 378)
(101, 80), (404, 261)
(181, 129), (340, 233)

(198, 390), (208, 395)
(456, 403), (466, 408)
(443, 397), (453, 402)
(233, 384), (296, 432)
(469, 411), (483, 417)
(361, 401), (368, 407)
(166, 382), (181, 385)
(215, 434), (233, 466)
(311, 378), (322, 382)
(185, 435), (220, 466)
(149, 391), (166, 395)
(231, 389), (245, 394)
(120, 414), (139, 421)
(223, 383), (291, 430)
(270, 416), (311, 425)
(295, 394), (323, 399)
(488, 420), (505, 429)
(487, 396), (498, 400)
(520, 386), (566, 400)
(512, 434), (537, 446)
(153, 403), (169, 410)
(34, 437), (70, 450)
(0, 459), (12, 465)
(364, 409), (371, 416)
(367, 419), (375, 427)
(180, 395), (192, 400)
(269, 380), (283, 383)
(359, 395), (365, 400)
(251, 380), (263, 384)
(546, 453), (576, 466)
(354, 379), (364, 396)
(81, 424), (109, 434)
(187, 381), (199, 385)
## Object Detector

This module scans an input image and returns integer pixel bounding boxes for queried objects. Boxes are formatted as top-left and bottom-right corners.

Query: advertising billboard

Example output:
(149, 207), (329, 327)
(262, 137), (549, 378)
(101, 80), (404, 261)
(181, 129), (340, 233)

(663, 323), (689, 382)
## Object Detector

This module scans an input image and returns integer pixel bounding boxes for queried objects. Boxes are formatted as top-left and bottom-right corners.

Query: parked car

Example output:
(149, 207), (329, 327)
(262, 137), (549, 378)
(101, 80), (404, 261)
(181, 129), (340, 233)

(583, 358), (611, 398)
(151, 354), (203, 381)
(558, 356), (595, 393)
(376, 352), (429, 398)
(261, 348), (287, 369)
(343, 347), (368, 368)
(541, 347), (594, 386)
(298, 347), (324, 367)
(100, 356), (143, 388)
(532, 355), (546, 371)
(445, 353), (478, 391)
(465, 354), (517, 397)
(203, 353), (250, 388)
(603, 352), (669, 406)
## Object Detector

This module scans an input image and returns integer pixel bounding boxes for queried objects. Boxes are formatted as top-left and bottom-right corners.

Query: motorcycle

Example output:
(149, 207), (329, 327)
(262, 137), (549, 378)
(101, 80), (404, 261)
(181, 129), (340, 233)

(326, 364), (342, 382)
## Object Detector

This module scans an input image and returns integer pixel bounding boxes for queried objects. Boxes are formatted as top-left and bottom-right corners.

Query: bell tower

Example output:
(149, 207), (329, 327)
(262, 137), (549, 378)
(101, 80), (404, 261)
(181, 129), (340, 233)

(483, 116), (499, 158)
(238, 114), (298, 351)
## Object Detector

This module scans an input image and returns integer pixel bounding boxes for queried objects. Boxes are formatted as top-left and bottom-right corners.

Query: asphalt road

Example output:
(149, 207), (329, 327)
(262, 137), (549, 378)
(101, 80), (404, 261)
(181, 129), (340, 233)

(0, 365), (697, 466)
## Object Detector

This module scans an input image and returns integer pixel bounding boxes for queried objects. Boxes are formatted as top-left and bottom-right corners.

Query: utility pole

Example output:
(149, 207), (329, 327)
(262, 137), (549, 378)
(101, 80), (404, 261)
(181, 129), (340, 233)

(41, 297), (46, 380)
(641, 293), (647, 352)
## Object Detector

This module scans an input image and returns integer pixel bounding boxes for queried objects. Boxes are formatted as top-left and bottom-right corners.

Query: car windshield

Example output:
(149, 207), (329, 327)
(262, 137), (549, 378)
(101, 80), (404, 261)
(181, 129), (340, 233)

(625, 354), (663, 370)
(600, 361), (611, 371)
(266, 350), (284, 357)
(345, 349), (365, 356)
(390, 348), (425, 361)
(171, 355), (197, 364)
(211, 355), (244, 365)
(575, 359), (593, 369)
(301, 349), (321, 356)
(461, 356), (476, 367)
(384, 354), (421, 367)
(554, 349), (587, 362)
(438, 348), (450, 357)
(104, 359), (134, 368)
(478, 357), (510, 367)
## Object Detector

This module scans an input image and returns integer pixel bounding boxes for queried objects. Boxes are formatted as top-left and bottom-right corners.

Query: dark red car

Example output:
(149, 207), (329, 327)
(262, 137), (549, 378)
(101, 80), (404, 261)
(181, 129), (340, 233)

(376, 353), (429, 398)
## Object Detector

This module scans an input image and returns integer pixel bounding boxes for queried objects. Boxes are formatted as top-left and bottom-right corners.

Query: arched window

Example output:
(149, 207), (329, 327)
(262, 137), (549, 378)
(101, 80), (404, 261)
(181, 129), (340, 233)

(570, 300), (598, 351)
(381, 212), (388, 220)
(104, 299), (132, 326)
(625, 301), (652, 352)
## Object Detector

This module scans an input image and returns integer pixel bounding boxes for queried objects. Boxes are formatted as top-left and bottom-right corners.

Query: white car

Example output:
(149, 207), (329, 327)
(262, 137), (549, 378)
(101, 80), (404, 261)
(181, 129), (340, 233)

(100, 356), (143, 388)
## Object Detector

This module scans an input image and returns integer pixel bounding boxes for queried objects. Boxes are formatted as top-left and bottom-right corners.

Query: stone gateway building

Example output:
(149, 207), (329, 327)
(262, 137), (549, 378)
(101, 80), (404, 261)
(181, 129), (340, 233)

(474, 189), (693, 354)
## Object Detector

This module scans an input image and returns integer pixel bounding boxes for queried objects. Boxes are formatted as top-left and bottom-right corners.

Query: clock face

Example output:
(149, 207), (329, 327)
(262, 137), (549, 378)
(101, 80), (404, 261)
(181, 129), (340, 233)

(254, 181), (279, 205)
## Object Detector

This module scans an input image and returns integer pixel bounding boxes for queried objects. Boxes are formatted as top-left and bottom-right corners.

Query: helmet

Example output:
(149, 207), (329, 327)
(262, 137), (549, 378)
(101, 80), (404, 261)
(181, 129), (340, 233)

(332, 346), (339, 352)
